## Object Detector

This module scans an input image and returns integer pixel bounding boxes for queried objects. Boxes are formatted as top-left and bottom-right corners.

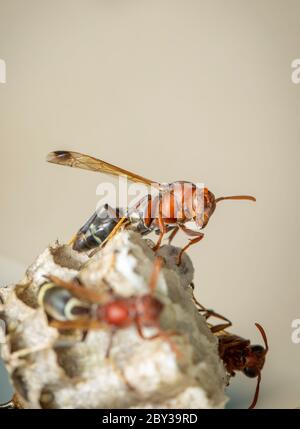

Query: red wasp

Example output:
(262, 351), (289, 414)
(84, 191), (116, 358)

(191, 286), (269, 409)
(217, 323), (268, 409)
(39, 258), (177, 355)
(47, 150), (256, 264)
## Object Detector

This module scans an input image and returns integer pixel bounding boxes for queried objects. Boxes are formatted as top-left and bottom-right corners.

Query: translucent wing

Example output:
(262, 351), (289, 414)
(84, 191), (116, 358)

(47, 151), (158, 187)
(45, 274), (108, 304)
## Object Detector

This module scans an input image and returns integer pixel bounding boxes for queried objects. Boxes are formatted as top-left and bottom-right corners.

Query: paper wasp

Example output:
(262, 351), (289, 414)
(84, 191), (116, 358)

(47, 150), (256, 263)
(217, 323), (268, 409)
(190, 284), (268, 409)
(38, 258), (177, 354)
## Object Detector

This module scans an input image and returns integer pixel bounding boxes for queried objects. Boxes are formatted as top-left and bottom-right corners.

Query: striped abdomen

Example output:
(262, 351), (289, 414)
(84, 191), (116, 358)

(38, 282), (90, 321)
(73, 204), (121, 252)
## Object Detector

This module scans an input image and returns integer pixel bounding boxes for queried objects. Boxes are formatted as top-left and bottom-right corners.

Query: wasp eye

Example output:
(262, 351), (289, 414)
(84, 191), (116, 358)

(243, 367), (258, 378)
(251, 345), (265, 354)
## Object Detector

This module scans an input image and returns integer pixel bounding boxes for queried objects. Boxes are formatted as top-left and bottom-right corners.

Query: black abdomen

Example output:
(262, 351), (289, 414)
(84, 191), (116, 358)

(38, 283), (90, 321)
(73, 205), (120, 252)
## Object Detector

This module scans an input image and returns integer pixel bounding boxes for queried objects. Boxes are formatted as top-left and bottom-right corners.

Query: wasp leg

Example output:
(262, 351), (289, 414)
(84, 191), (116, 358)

(86, 215), (128, 257)
(105, 356), (136, 391)
(205, 311), (232, 333)
(135, 319), (181, 359)
(168, 226), (179, 245)
(104, 327), (136, 391)
(102, 216), (128, 244)
(177, 225), (204, 265)
(68, 234), (78, 246)
(190, 290), (232, 333)
(49, 319), (104, 330)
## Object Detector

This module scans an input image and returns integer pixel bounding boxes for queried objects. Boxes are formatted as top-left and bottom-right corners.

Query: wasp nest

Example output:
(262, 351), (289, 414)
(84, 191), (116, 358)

(0, 231), (228, 409)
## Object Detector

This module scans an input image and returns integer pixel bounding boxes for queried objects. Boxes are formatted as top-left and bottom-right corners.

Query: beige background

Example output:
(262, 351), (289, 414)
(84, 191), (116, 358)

(0, 0), (300, 408)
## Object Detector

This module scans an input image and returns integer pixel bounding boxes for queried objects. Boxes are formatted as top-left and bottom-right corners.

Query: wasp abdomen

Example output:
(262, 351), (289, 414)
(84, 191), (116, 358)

(38, 283), (89, 321)
(73, 205), (121, 252)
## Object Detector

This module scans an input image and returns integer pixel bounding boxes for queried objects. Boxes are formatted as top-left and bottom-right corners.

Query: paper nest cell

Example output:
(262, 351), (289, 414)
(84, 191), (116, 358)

(0, 230), (228, 409)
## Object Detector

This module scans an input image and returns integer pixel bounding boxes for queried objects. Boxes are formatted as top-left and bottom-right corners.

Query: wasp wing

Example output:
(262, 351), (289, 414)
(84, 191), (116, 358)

(45, 274), (108, 304)
(47, 150), (158, 187)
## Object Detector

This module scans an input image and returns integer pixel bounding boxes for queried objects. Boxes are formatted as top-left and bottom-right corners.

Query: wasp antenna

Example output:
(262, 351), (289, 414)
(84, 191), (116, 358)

(249, 372), (261, 409)
(215, 195), (256, 203)
(248, 323), (268, 409)
(255, 322), (269, 353)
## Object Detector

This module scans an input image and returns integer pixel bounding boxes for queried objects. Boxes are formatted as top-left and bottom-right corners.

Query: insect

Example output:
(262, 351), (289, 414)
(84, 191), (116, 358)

(190, 282), (233, 333)
(38, 258), (176, 355)
(218, 323), (268, 409)
(190, 287), (268, 409)
(71, 204), (121, 252)
(47, 150), (256, 264)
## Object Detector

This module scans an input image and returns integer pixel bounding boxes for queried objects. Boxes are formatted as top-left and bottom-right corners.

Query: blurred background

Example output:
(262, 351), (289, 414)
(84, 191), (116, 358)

(0, 0), (299, 408)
